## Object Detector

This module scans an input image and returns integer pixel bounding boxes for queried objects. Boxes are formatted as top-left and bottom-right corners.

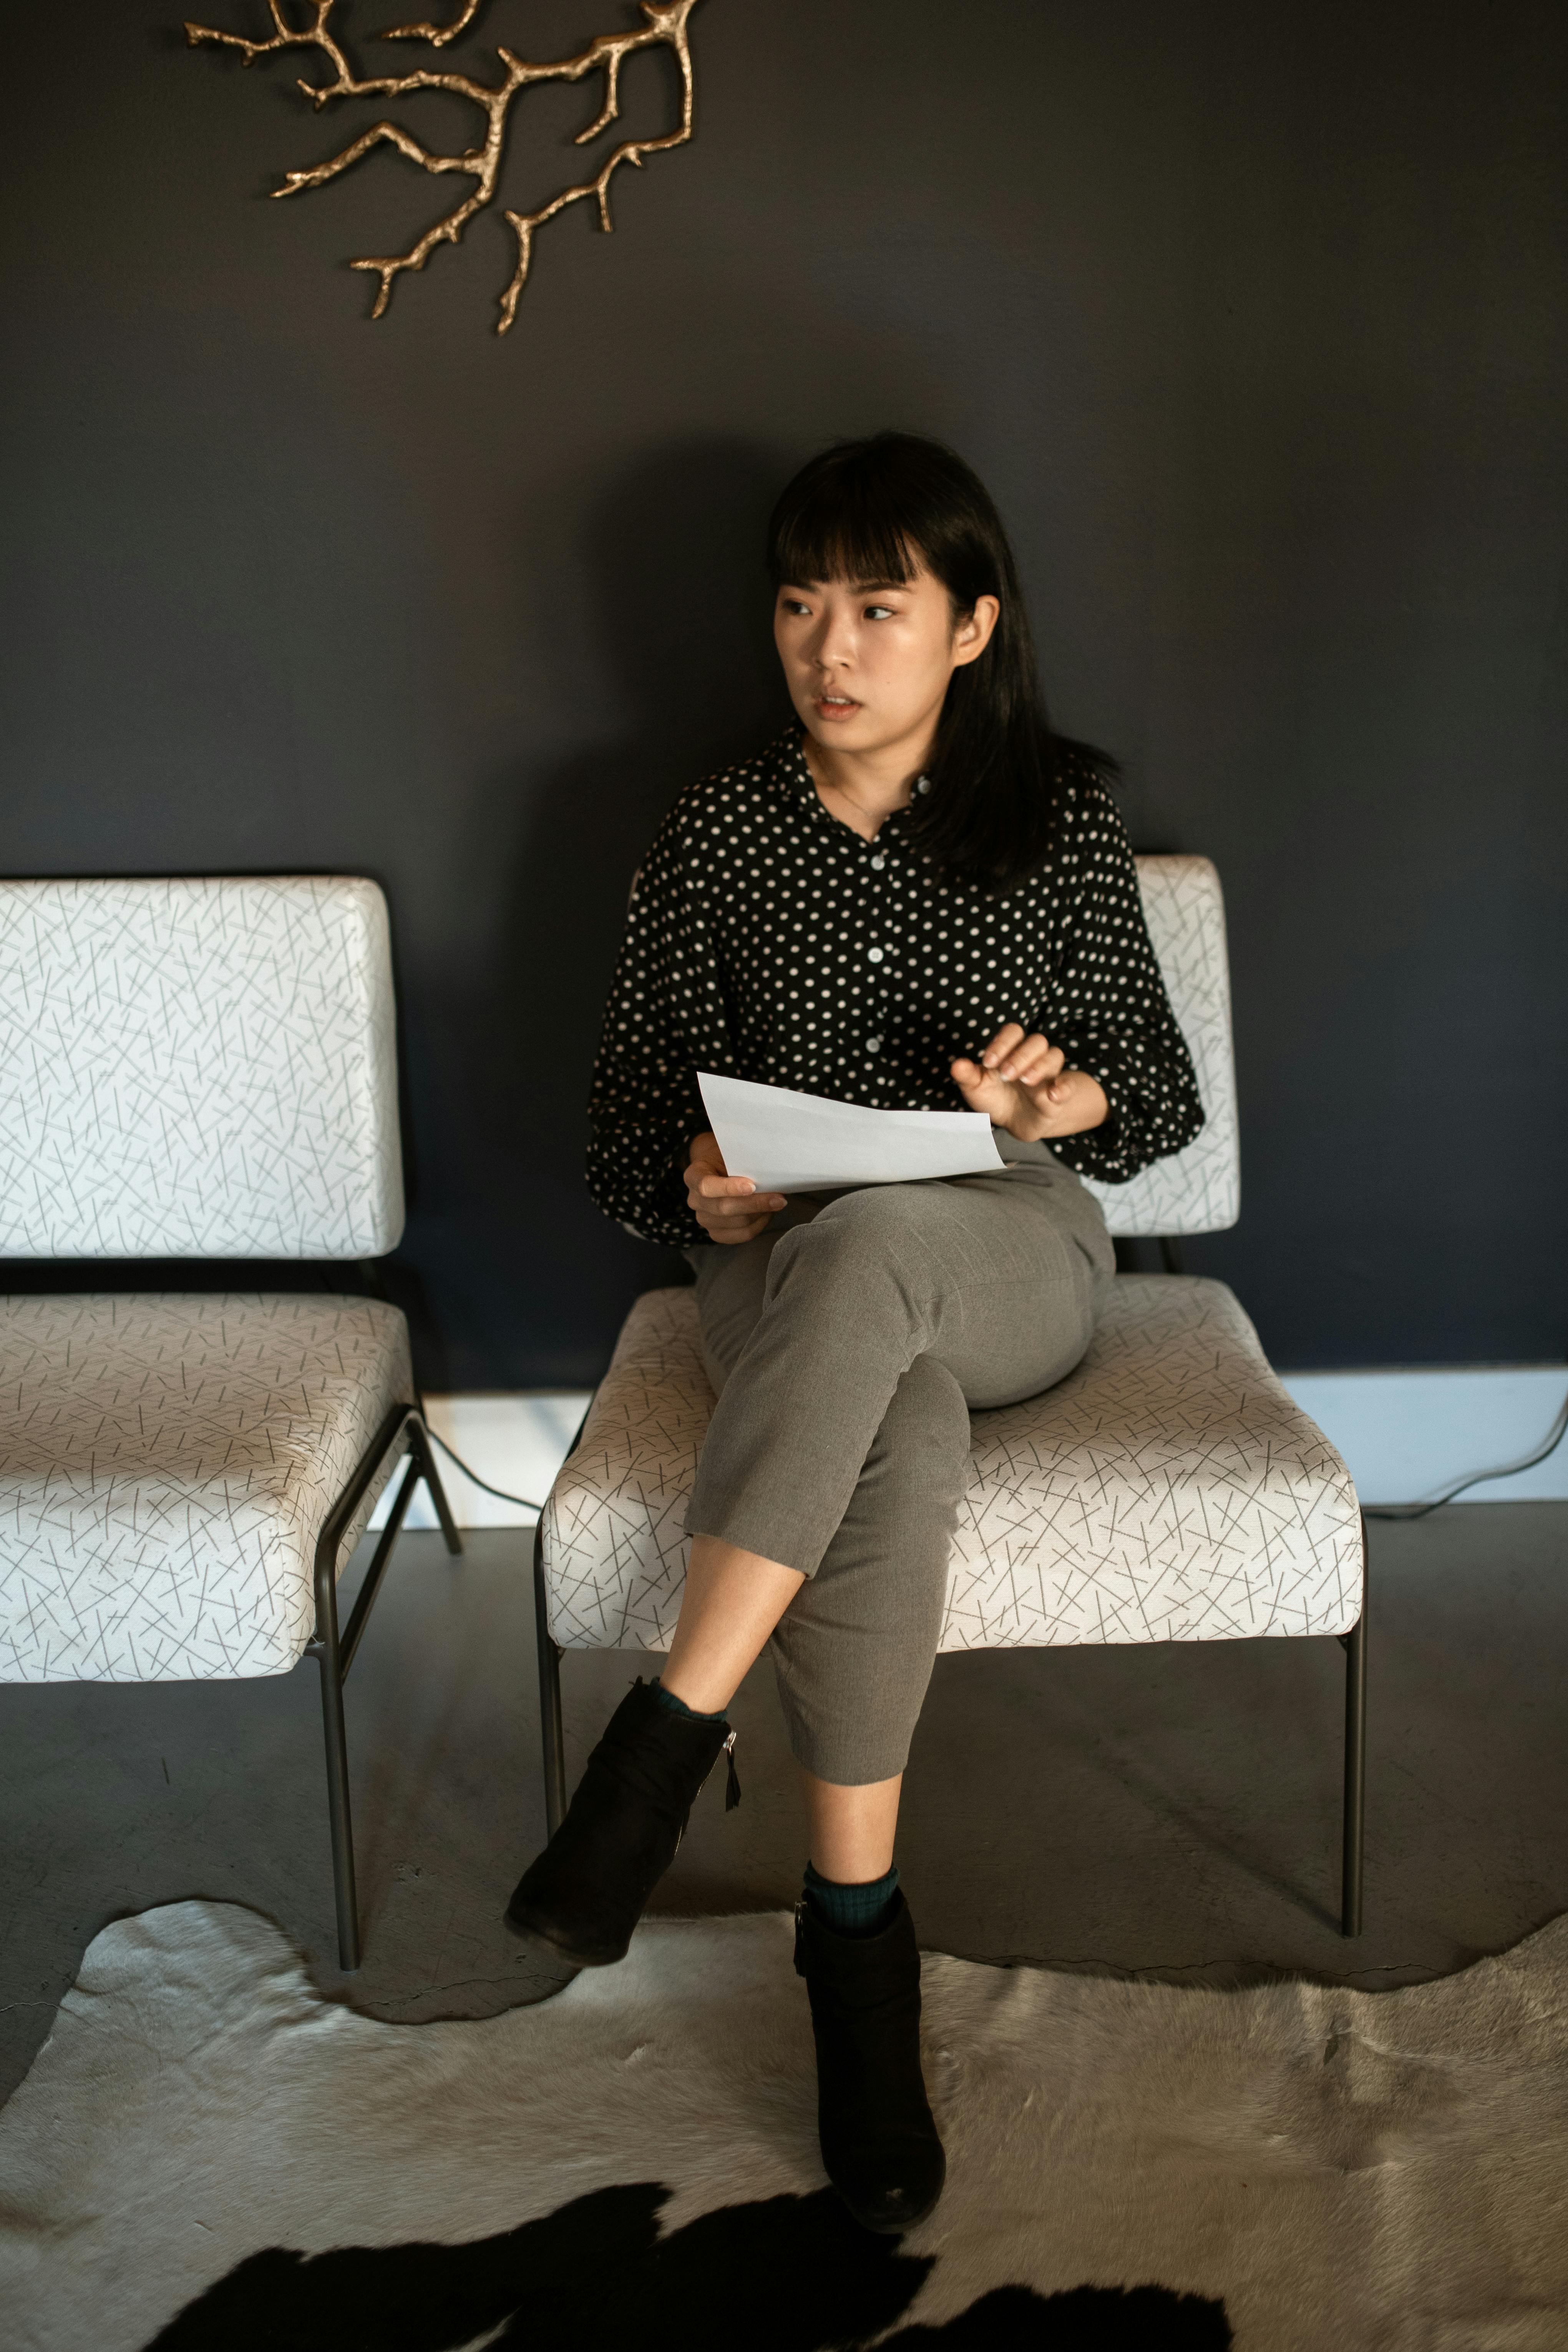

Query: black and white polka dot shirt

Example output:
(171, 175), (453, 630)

(587, 731), (1204, 1246)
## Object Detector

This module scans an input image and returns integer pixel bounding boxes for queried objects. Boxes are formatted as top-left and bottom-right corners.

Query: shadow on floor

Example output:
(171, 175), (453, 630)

(2, 1503), (1566, 2102)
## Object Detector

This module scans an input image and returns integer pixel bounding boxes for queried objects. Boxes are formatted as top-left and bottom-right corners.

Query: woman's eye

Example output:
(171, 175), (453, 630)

(864, 604), (896, 621)
(782, 599), (810, 616)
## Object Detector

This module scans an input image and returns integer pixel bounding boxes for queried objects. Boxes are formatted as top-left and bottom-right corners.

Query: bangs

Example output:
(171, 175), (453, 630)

(767, 470), (922, 590)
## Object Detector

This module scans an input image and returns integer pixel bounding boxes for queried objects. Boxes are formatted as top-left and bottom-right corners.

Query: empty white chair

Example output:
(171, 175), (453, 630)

(534, 858), (1369, 1934)
(0, 876), (460, 1969)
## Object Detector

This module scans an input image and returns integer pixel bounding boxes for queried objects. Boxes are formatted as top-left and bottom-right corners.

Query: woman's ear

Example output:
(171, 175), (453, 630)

(951, 593), (1001, 667)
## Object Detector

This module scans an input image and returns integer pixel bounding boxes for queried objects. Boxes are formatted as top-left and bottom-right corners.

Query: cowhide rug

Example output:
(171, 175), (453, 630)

(2, 1902), (1566, 2352)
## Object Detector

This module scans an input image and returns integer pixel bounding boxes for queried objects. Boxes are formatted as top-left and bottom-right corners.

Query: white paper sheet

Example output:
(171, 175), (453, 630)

(699, 1071), (1005, 1193)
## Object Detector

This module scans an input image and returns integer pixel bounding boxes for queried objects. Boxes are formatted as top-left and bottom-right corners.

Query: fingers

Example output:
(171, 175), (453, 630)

(982, 1029), (1062, 1085)
(683, 1143), (786, 1245)
(687, 1172), (787, 1210)
(1016, 1068), (1108, 1138)
(978, 1026), (1065, 1087)
(683, 1147), (783, 1201)
(686, 1167), (766, 1200)
(710, 1213), (772, 1245)
(950, 1055), (1000, 1102)
(1015, 1041), (1066, 1090)
(697, 1198), (777, 1242)
(683, 1136), (787, 1212)
(979, 1024), (1025, 1072)
(962, 1032), (1067, 1110)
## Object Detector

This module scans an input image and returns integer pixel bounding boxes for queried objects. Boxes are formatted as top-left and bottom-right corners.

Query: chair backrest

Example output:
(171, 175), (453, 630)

(1079, 855), (1240, 1237)
(0, 876), (404, 1260)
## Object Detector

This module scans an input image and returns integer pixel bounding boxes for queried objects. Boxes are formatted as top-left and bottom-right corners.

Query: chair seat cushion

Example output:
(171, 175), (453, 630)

(541, 1277), (1361, 1653)
(0, 1294), (414, 1683)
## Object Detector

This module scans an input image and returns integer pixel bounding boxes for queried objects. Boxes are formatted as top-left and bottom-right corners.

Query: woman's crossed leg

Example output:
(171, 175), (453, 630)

(506, 1170), (1103, 2230)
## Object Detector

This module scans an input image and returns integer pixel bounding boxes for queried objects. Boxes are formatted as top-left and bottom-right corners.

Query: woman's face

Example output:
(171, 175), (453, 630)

(773, 561), (999, 761)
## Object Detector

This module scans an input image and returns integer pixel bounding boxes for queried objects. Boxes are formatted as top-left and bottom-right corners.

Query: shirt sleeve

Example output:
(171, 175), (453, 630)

(585, 806), (723, 1247)
(1042, 778), (1206, 1185)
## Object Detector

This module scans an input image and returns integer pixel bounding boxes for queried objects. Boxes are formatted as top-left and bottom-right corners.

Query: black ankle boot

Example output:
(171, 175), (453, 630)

(504, 1680), (738, 1967)
(794, 1892), (946, 2234)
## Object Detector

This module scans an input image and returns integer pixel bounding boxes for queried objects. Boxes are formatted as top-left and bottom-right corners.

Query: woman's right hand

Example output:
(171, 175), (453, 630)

(684, 1130), (786, 1245)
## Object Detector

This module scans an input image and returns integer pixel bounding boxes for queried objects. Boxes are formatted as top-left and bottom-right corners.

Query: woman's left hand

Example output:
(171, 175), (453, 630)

(951, 1024), (1109, 1141)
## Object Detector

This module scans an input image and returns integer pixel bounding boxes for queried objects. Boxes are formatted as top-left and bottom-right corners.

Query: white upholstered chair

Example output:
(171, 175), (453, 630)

(534, 858), (1369, 1935)
(0, 876), (460, 1970)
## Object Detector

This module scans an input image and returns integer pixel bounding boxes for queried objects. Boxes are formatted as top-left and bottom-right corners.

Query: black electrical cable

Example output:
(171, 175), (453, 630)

(1362, 1383), (1568, 1522)
(425, 1425), (545, 1515)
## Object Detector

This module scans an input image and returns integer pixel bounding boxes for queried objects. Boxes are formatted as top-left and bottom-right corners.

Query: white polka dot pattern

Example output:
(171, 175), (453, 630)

(0, 878), (404, 1261)
(0, 1294), (414, 1683)
(587, 734), (1205, 1245)
(539, 1282), (1362, 1655)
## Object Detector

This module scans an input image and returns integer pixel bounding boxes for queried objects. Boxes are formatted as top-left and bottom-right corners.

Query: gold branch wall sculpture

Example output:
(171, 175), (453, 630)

(184, 1), (703, 334)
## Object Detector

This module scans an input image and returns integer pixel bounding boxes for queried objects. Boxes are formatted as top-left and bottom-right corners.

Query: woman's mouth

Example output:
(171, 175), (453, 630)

(814, 694), (861, 723)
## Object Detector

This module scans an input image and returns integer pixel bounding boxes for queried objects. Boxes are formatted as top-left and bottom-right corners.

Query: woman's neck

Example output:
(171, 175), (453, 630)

(802, 727), (934, 843)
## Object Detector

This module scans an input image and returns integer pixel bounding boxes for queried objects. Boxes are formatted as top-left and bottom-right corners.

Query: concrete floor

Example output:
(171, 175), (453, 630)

(2, 1503), (1565, 2106)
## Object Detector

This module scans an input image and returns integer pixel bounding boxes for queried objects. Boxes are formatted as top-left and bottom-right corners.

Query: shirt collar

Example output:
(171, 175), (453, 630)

(770, 728), (922, 835)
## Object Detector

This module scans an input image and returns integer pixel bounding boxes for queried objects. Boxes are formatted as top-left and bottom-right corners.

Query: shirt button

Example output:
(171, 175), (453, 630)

(867, 946), (884, 963)
(866, 1036), (882, 1051)
(870, 853), (886, 871)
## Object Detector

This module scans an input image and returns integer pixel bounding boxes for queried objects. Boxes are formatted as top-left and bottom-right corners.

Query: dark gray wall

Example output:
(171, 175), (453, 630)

(4, 0), (1565, 1381)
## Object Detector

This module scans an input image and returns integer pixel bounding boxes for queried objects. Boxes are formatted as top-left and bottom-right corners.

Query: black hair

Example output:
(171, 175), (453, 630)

(765, 432), (1114, 893)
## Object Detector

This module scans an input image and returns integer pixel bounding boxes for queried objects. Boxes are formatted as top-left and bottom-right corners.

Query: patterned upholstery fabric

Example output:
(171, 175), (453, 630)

(1084, 857), (1240, 1238)
(541, 1281), (1362, 1654)
(0, 878), (403, 1260)
(0, 1295), (414, 1683)
(948, 1276), (1360, 1646)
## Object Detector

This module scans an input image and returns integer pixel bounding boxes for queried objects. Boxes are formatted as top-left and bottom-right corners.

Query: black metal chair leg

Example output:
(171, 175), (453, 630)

(409, 1418), (463, 1557)
(314, 1600), (362, 1973)
(1339, 1530), (1369, 1938)
(533, 1519), (567, 1837)
(303, 1403), (465, 1975)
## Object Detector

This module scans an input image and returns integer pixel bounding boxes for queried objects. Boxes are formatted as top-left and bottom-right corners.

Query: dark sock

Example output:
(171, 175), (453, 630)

(803, 1859), (901, 1939)
(650, 1676), (725, 1725)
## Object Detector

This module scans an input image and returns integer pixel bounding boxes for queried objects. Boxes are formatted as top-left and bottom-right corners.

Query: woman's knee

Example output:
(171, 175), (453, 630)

(816, 1183), (934, 1244)
(878, 1351), (971, 1464)
(849, 1359), (972, 1551)
(765, 1184), (931, 1299)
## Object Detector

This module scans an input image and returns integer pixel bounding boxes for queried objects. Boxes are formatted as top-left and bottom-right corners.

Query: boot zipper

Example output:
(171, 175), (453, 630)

(692, 1729), (743, 1816)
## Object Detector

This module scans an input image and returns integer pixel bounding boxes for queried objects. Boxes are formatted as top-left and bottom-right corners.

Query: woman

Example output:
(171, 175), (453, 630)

(506, 433), (1203, 2232)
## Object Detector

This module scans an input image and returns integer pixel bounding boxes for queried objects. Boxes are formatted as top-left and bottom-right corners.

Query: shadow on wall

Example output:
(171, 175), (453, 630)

(0, 443), (798, 1394)
(399, 436), (801, 1388)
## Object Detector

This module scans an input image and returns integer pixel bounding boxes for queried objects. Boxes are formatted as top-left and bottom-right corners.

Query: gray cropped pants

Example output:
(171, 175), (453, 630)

(684, 1141), (1114, 1785)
